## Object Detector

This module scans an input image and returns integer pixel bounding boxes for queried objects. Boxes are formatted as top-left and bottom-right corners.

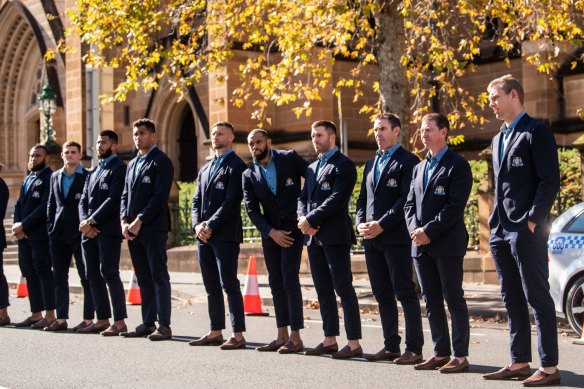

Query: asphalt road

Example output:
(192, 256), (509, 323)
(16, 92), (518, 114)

(0, 296), (582, 389)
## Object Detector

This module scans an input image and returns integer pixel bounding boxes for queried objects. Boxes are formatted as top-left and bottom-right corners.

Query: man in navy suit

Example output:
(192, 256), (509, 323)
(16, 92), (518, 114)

(45, 141), (94, 332)
(12, 145), (56, 328)
(404, 113), (472, 373)
(190, 121), (248, 350)
(0, 165), (10, 326)
(120, 118), (174, 341)
(298, 120), (362, 359)
(79, 131), (128, 336)
(482, 75), (561, 387)
(356, 114), (424, 364)
(242, 129), (309, 354)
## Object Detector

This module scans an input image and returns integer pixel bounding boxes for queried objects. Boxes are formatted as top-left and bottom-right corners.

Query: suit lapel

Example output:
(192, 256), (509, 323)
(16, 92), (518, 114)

(422, 151), (449, 199)
(273, 151), (284, 196)
(56, 169), (66, 203)
(374, 148), (399, 194)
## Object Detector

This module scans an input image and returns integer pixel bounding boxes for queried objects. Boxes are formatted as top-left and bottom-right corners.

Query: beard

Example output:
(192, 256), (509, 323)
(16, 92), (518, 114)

(98, 148), (113, 159)
(253, 148), (269, 163)
(28, 162), (46, 172)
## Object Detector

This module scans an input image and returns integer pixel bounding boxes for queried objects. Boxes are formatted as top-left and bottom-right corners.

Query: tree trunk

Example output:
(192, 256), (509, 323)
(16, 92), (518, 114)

(374, 1), (410, 147)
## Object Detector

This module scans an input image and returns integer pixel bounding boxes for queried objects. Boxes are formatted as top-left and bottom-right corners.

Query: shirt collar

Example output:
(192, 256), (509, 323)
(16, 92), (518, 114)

(376, 143), (401, 159)
(99, 154), (117, 167)
(255, 149), (273, 169)
(425, 145), (449, 163)
(215, 148), (234, 161)
(504, 111), (526, 133)
(62, 165), (84, 176)
(319, 146), (338, 163)
(138, 145), (157, 159)
(29, 165), (49, 177)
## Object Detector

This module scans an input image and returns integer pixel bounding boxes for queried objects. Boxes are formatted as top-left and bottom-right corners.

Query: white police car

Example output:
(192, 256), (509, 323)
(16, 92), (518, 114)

(548, 202), (584, 336)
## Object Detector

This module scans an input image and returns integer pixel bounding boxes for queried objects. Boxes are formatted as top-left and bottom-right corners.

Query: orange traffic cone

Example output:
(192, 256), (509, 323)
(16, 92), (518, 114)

(243, 256), (268, 316)
(126, 269), (141, 305)
(16, 275), (28, 298)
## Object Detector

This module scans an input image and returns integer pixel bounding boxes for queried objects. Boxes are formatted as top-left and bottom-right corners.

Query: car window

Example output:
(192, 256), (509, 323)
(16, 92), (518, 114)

(564, 211), (584, 233)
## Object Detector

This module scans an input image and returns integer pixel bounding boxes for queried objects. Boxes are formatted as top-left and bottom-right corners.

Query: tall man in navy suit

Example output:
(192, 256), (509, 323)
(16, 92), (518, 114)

(79, 131), (128, 336)
(120, 119), (174, 341)
(190, 121), (248, 350)
(45, 141), (94, 332)
(242, 129), (309, 354)
(356, 114), (424, 364)
(482, 75), (561, 387)
(12, 145), (56, 328)
(404, 113), (472, 373)
(298, 120), (362, 359)
(0, 164), (10, 326)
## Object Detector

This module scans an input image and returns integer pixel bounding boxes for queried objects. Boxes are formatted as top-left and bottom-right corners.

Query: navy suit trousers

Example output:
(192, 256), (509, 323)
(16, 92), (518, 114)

(489, 227), (558, 367)
(414, 252), (469, 357)
(128, 232), (171, 327)
(83, 235), (127, 321)
(364, 243), (423, 354)
(308, 243), (361, 340)
(0, 251), (8, 309)
(197, 241), (245, 333)
(18, 239), (55, 312)
(50, 237), (93, 320)
(263, 240), (304, 330)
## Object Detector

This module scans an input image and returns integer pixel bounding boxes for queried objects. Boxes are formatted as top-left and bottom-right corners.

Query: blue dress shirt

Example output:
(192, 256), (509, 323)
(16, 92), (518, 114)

(374, 143), (401, 185)
(256, 150), (277, 195)
(423, 146), (448, 189)
(62, 165), (84, 198)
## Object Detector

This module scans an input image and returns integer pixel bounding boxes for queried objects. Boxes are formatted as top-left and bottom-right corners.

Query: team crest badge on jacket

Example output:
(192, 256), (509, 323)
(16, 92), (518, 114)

(511, 156), (524, 168)
(321, 181), (331, 191)
(32, 191), (40, 198)
(215, 181), (225, 190)
(142, 175), (151, 184)
(285, 177), (294, 187)
(100, 182), (109, 190)
(386, 178), (398, 188)
(75, 192), (82, 200)
(434, 185), (446, 195)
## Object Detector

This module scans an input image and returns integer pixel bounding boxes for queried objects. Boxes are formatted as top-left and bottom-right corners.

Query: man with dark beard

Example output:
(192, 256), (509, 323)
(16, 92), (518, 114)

(12, 145), (56, 328)
(190, 121), (247, 350)
(78, 131), (129, 335)
(242, 129), (309, 353)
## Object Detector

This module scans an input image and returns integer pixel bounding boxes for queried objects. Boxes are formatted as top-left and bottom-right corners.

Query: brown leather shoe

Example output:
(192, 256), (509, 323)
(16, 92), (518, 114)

(100, 324), (127, 337)
(522, 369), (561, 387)
(77, 322), (110, 334)
(394, 351), (424, 365)
(0, 316), (10, 326)
(305, 342), (338, 356)
(278, 340), (304, 354)
(120, 323), (156, 338)
(72, 321), (92, 332)
(256, 340), (286, 352)
(31, 318), (54, 330)
(414, 356), (450, 370)
(439, 358), (470, 373)
(366, 348), (401, 362)
(189, 334), (224, 346)
(44, 320), (68, 332)
(220, 336), (246, 350)
(483, 365), (532, 380)
(331, 345), (363, 359)
(148, 325), (172, 341)
(13, 317), (42, 328)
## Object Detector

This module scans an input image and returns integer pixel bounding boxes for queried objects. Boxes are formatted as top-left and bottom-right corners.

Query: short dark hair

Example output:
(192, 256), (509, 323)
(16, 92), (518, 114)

(33, 144), (50, 156)
(248, 129), (270, 139)
(488, 74), (525, 104)
(133, 118), (156, 133)
(212, 121), (235, 133)
(311, 120), (337, 134)
(422, 113), (450, 135)
(376, 113), (401, 129)
(62, 141), (81, 152)
(99, 130), (119, 143)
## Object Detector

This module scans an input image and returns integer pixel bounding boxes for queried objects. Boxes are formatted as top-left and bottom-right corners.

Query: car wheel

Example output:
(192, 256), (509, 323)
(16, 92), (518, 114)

(565, 274), (584, 337)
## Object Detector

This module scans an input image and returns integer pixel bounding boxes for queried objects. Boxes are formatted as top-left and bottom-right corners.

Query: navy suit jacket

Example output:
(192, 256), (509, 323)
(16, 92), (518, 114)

(80, 157), (127, 238)
(489, 114), (560, 232)
(47, 167), (89, 240)
(404, 149), (472, 258)
(121, 147), (174, 234)
(14, 166), (53, 241)
(0, 178), (8, 249)
(356, 146), (419, 246)
(298, 149), (357, 246)
(191, 151), (247, 243)
(242, 149), (309, 246)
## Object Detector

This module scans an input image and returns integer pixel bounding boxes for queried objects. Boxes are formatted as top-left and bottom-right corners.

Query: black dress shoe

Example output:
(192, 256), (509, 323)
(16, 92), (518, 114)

(305, 342), (338, 356)
(331, 345), (363, 359)
(189, 334), (224, 346)
(77, 322), (110, 334)
(120, 323), (156, 338)
(148, 326), (172, 341)
(72, 321), (92, 332)
(13, 317), (42, 328)
(483, 365), (532, 380)
(44, 321), (68, 332)
(31, 318), (54, 330)
(366, 348), (401, 362)
(256, 340), (286, 352)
